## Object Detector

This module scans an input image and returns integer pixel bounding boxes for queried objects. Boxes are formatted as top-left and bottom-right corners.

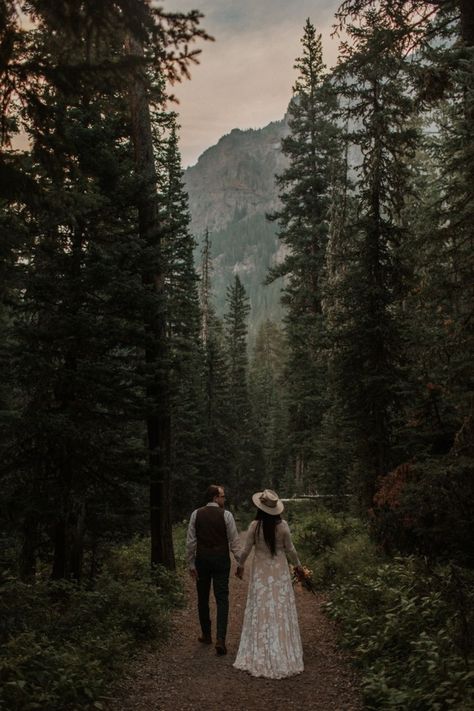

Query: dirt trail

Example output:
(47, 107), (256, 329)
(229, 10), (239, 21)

(108, 546), (362, 711)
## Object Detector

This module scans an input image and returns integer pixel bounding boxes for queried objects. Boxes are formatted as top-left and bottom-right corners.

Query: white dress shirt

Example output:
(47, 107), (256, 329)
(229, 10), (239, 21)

(186, 502), (241, 570)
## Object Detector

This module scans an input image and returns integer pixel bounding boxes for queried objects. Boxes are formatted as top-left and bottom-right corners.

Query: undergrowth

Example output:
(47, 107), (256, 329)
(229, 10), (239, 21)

(291, 505), (474, 710)
(0, 536), (184, 711)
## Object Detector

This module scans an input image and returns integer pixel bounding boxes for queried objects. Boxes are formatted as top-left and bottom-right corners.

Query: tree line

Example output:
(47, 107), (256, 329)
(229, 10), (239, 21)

(1, 0), (473, 583)
(0, 0), (258, 579)
(266, 0), (473, 566)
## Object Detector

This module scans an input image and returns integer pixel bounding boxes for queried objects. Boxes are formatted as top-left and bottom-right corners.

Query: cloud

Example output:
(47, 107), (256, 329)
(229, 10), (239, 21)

(166, 0), (342, 166)
(169, 0), (338, 34)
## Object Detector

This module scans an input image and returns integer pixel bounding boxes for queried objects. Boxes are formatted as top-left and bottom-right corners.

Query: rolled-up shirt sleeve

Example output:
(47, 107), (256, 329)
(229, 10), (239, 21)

(186, 510), (197, 570)
(224, 510), (241, 564)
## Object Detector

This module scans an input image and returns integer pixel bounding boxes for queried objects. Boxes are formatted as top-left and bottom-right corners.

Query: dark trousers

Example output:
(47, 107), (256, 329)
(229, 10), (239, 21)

(195, 553), (230, 641)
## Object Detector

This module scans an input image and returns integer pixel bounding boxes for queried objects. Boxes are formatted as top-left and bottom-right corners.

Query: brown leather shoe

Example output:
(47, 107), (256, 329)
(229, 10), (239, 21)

(198, 634), (212, 644)
(215, 639), (227, 655)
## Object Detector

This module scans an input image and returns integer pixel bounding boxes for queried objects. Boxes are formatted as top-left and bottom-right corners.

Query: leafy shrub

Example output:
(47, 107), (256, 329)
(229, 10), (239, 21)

(104, 535), (184, 608)
(0, 537), (184, 710)
(98, 577), (172, 642)
(290, 506), (378, 587)
(0, 631), (116, 711)
(171, 524), (189, 568)
(325, 559), (474, 709)
(295, 507), (349, 553)
(291, 506), (351, 551)
(295, 506), (474, 709)
(313, 530), (379, 588)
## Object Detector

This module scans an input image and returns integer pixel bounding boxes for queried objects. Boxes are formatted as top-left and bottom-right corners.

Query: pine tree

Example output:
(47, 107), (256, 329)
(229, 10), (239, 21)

(329, 9), (419, 505)
(396, 43), (473, 478)
(159, 118), (205, 519)
(224, 275), (257, 502)
(249, 320), (289, 492)
(268, 19), (339, 492)
(200, 229), (212, 346)
(431, 40), (474, 424)
(198, 232), (232, 493)
(317, 115), (357, 497)
(3, 24), (143, 579)
(326, 0), (474, 561)
(0, 0), (210, 576)
(124, 3), (210, 563)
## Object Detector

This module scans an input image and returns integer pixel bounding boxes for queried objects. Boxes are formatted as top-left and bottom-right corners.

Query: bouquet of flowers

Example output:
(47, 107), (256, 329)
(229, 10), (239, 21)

(291, 565), (316, 595)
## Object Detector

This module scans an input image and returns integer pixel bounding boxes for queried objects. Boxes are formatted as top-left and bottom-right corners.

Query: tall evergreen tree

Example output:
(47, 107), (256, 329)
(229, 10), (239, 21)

(2, 15), (144, 580)
(394, 33), (474, 509)
(197, 232), (232, 491)
(268, 19), (339, 492)
(199, 229), (212, 346)
(224, 275), (256, 501)
(249, 320), (289, 492)
(123, 7), (209, 564)
(126, 30), (176, 569)
(159, 118), (205, 519)
(0, 0), (210, 576)
(317, 115), (357, 496)
(328, 9), (419, 504)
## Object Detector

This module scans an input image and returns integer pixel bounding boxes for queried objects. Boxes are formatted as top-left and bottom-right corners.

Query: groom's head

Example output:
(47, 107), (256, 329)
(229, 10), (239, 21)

(206, 484), (226, 508)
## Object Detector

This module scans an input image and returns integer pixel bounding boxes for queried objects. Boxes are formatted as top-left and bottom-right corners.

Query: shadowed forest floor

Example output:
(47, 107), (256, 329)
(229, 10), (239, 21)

(108, 543), (362, 711)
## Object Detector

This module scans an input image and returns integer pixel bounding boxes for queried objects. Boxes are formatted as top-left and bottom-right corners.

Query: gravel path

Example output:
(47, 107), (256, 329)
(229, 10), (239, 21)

(108, 547), (362, 711)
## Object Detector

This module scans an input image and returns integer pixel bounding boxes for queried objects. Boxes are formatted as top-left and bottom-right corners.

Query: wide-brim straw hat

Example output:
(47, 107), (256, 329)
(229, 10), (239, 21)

(252, 489), (284, 515)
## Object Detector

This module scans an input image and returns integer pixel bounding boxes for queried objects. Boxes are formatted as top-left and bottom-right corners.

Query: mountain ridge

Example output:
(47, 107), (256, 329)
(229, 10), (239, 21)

(183, 114), (290, 336)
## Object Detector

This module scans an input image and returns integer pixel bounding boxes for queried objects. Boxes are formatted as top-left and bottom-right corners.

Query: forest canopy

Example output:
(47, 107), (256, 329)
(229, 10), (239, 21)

(0, 0), (473, 707)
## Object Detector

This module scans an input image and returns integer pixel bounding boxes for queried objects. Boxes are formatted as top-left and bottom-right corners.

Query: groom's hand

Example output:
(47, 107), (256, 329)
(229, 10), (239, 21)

(189, 568), (198, 581)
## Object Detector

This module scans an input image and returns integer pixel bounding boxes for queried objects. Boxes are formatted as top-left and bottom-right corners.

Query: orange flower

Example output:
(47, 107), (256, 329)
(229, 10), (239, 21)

(291, 565), (316, 595)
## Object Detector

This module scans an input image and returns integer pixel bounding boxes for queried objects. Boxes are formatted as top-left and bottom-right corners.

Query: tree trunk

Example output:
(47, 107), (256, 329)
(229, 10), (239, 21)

(51, 227), (86, 581)
(51, 518), (67, 579)
(69, 500), (86, 581)
(295, 453), (304, 491)
(19, 513), (38, 581)
(50, 503), (85, 581)
(126, 34), (175, 570)
(200, 230), (211, 346)
(459, 0), (474, 47)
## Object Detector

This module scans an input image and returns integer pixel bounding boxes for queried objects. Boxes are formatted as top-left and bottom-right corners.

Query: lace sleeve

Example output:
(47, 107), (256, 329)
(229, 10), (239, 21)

(239, 521), (257, 566)
(282, 521), (301, 567)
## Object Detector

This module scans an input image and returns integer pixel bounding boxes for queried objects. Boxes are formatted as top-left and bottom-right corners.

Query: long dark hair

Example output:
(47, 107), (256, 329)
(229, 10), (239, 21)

(254, 508), (281, 556)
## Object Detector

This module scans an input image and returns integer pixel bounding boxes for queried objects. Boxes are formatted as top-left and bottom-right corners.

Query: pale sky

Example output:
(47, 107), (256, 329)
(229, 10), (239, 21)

(166, 0), (342, 167)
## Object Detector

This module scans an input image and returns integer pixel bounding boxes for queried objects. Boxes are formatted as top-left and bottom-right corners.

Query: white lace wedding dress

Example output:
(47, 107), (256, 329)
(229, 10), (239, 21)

(233, 519), (304, 678)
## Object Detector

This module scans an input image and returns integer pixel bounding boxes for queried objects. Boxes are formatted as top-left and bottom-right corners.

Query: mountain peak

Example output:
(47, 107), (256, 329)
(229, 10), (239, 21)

(184, 116), (289, 235)
(184, 115), (289, 336)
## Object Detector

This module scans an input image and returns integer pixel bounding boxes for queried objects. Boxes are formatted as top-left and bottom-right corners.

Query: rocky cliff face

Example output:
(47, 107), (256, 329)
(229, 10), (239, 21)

(185, 118), (289, 235)
(183, 116), (289, 337)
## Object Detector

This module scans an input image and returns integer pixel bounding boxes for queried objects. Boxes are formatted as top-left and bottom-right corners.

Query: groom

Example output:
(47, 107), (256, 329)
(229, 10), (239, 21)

(186, 484), (241, 656)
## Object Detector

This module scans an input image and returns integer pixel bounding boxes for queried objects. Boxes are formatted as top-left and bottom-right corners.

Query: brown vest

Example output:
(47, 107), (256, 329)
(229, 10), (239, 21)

(195, 505), (229, 557)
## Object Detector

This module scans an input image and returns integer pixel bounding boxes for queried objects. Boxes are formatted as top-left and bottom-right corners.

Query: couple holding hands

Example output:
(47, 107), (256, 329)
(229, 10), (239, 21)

(186, 484), (304, 679)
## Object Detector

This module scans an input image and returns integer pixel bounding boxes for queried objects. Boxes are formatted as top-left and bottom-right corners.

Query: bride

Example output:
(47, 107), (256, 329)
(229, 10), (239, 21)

(233, 489), (304, 679)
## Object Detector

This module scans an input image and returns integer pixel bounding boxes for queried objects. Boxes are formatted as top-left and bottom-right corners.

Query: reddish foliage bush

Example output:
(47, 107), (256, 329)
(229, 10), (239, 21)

(373, 462), (412, 510)
(371, 451), (474, 566)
